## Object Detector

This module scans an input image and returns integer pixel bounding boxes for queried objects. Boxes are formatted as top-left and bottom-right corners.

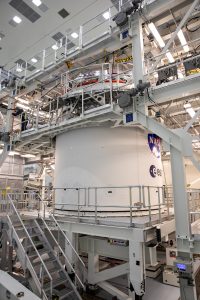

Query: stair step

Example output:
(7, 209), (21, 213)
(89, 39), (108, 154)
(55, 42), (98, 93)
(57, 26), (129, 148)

(33, 256), (56, 266)
(35, 261), (61, 275)
(28, 248), (47, 260)
(44, 277), (67, 291)
(55, 289), (74, 300)
(26, 240), (44, 248)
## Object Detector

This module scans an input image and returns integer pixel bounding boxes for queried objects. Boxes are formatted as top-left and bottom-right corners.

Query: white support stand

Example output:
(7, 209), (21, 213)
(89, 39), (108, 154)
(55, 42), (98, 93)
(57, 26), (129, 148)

(65, 230), (77, 274)
(129, 240), (145, 299)
(149, 246), (158, 267)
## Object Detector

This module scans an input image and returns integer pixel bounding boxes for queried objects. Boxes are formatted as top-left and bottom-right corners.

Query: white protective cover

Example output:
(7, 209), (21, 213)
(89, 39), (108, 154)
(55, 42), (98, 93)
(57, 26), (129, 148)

(54, 126), (163, 212)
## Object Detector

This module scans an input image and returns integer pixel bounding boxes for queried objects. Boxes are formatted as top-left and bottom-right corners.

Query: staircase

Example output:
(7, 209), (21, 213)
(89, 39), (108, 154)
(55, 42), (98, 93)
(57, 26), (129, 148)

(5, 196), (84, 300)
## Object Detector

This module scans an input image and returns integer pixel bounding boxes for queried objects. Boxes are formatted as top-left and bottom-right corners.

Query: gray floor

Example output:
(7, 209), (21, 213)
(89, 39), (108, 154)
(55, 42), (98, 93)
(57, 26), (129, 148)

(97, 276), (180, 300)
(143, 278), (180, 300)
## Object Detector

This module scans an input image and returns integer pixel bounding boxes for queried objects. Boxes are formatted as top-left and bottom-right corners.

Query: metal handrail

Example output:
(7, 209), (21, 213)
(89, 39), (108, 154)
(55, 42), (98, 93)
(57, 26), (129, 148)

(36, 194), (86, 285)
(7, 195), (53, 298)
(6, 215), (48, 300)
(50, 213), (86, 268)
(40, 217), (85, 289)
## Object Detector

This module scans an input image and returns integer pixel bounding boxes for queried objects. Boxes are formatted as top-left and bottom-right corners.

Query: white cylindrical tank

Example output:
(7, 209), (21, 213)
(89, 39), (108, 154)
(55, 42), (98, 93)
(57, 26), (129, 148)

(54, 126), (163, 214)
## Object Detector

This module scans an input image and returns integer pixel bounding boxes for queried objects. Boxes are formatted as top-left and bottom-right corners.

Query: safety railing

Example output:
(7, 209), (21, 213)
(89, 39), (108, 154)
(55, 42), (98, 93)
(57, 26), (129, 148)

(2, 4), (120, 83)
(37, 217), (86, 290)
(12, 62), (133, 137)
(51, 185), (166, 227)
(6, 194), (52, 299)
(3, 186), (200, 229)
(34, 193), (87, 288)
(61, 63), (133, 95)
(145, 47), (200, 87)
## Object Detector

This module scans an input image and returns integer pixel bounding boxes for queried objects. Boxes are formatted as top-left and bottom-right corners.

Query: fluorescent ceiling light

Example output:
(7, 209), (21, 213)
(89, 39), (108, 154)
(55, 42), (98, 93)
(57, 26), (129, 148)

(32, 0), (42, 6)
(16, 103), (29, 110)
(13, 16), (22, 24)
(21, 154), (36, 158)
(52, 44), (59, 50)
(16, 97), (29, 104)
(43, 157), (50, 160)
(177, 30), (189, 53)
(31, 57), (38, 63)
(103, 11), (110, 20)
(148, 22), (165, 48)
(189, 177), (200, 187)
(9, 151), (20, 156)
(16, 66), (22, 72)
(184, 103), (195, 118)
(71, 32), (78, 39)
(166, 51), (175, 63)
(148, 22), (175, 63)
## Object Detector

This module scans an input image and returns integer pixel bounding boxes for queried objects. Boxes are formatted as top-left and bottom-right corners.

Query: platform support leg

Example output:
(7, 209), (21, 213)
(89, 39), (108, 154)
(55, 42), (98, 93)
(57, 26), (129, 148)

(65, 230), (77, 274)
(88, 239), (99, 284)
(129, 240), (145, 299)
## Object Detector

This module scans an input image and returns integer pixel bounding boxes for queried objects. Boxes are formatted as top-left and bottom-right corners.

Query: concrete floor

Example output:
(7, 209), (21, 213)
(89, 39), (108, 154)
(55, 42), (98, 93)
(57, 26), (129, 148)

(97, 276), (180, 300)
(143, 278), (180, 300)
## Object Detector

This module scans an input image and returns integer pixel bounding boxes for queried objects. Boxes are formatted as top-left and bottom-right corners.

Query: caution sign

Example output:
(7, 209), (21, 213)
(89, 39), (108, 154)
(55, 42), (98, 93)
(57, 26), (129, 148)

(115, 56), (133, 63)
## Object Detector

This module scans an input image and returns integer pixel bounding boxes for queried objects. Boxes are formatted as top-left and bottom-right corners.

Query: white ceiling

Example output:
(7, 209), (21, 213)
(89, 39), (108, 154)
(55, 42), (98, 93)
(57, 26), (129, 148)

(0, 0), (114, 69)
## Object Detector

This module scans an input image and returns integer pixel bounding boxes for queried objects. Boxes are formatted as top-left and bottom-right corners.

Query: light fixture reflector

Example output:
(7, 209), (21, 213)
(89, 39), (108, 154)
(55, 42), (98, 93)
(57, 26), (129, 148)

(32, 0), (42, 6)
(177, 30), (189, 53)
(103, 11), (110, 20)
(13, 16), (22, 24)
(71, 32), (78, 39)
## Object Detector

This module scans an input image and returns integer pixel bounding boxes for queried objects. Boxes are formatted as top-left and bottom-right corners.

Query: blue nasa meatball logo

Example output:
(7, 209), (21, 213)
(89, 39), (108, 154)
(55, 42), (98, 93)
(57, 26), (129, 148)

(148, 134), (161, 158)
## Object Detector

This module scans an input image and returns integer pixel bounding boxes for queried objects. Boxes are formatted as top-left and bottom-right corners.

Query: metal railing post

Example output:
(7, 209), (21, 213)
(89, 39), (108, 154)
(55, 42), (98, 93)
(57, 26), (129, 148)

(142, 186), (145, 207)
(109, 63), (113, 106)
(81, 89), (84, 116)
(95, 188), (97, 224)
(64, 34), (68, 58)
(79, 26), (83, 49)
(77, 188), (80, 222)
(129, 187), (133, 226)
(158, 187), (161, 223)
(108, 7), (112, 34)
(147, 186), (152, 226)
(42, 49), (45, 70)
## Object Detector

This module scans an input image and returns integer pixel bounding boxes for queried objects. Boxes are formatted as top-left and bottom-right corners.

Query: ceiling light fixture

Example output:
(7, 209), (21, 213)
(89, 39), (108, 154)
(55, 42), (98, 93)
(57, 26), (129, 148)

(102, 11), (110, 20)
(16, 103), (30, 110)
(148, 22), (175, 63)
(148, 22), (165, 48)
(9, 151), (20, 156)
(177, 29), (189, 53)
(31, 57), (38, 63)
(13, 16), (22, 24)
(16, 97), (29, 104)
(71, 32), (78, 39)
(21, 153), (36, 158)
(165, 51), (175, 63)
(52, 44), (59, 50)
(32, 0), (42, 6)
(16, 64), (23, 72)
(184, 103), (195, 118)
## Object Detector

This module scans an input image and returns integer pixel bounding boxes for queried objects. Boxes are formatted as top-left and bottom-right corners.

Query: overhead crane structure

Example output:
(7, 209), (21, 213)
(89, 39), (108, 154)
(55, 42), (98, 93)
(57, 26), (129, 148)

(1, 1), (200, 300)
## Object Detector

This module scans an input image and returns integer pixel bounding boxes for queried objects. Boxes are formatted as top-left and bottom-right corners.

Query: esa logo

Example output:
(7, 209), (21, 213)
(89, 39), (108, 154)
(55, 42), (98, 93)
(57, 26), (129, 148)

(149, 165), (162, 178)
